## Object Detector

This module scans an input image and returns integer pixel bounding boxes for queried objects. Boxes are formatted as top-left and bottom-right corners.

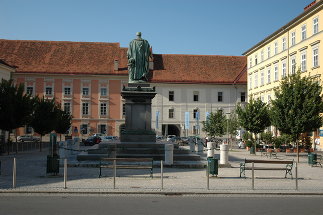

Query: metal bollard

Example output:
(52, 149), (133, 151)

(13, 158), (16, 188)
(206, 161), (209, 190)
(252, 162), (254, 190)
(295, 162), (298, 190)
(113, 159), (116, 189)
(161, 160), (163, 190)
(64, 159), (67, 189)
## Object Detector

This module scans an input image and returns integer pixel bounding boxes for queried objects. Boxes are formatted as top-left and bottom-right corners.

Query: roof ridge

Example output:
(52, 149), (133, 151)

(0, 39), (120, 46)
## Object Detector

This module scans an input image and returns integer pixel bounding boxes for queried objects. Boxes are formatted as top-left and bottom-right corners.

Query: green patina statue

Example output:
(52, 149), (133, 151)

(127, 32), (151, 83)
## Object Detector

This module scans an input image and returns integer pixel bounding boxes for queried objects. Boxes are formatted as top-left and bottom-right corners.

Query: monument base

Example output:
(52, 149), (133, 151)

(121, 83), (156, 143)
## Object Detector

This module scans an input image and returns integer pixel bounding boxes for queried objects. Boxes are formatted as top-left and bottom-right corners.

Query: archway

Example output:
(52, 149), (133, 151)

(162, 124), (181, 137)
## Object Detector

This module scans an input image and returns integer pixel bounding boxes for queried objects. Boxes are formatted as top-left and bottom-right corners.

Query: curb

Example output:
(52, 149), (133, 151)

(1, 190), (323, 196)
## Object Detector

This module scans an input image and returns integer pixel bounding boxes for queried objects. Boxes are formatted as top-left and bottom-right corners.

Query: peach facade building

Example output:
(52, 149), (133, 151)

(0, 39), (247, 137)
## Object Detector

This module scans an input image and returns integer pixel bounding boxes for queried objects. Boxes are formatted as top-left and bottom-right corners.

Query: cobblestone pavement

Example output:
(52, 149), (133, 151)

(0, 147), (323, 195)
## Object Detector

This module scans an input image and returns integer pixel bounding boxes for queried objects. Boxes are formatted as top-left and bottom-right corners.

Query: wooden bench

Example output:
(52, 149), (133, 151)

(261, 149), (278, 159)
(99, 158), (154, 178)
(240, 159), (294, 178)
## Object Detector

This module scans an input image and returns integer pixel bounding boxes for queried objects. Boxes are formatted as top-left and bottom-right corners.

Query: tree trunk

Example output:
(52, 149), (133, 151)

(39, 135), (42, 152)
(7, 130), (10, 155)
(15, 129), (18, 154)
(297, 140), (300, 163)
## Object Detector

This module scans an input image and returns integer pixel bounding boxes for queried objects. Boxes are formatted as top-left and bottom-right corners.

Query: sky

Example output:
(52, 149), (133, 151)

(0, 0), (312, 56)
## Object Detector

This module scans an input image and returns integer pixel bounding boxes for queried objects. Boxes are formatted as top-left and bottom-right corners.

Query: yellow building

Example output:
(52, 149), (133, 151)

(243, 0), (323, 149)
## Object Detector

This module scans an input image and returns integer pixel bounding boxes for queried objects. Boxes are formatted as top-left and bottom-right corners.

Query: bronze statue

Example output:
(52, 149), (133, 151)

(127, 32), (151, 83)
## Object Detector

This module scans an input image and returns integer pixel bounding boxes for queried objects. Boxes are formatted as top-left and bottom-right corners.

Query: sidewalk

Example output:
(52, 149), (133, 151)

(1, 147), (323, 195)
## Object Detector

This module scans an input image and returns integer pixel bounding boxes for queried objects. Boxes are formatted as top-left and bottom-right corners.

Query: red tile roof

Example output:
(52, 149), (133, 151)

(0, 39), (246, 84)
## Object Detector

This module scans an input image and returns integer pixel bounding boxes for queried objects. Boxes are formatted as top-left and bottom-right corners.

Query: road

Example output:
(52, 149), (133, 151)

(0, 194), (322, 215)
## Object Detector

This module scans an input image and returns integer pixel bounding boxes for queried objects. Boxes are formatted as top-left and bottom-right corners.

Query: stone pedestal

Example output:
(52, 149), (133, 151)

(120, 83), (157, 142)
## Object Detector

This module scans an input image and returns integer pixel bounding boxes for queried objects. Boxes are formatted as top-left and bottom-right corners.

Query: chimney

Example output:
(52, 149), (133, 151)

(114, 60), (118, 71)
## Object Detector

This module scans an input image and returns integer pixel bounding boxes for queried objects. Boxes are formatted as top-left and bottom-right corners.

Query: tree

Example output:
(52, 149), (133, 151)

(55, 108), (72, 141)
(227, 111), (239, 139)
(0, 79), (34, 154)
(30, 97), (59, 152)
(236, 98), (271, 153)
(270, 71), (323, 162)
(202, 110), (226, 138)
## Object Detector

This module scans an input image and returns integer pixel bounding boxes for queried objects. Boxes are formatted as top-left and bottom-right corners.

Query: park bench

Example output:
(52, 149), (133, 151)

(261, 149), (278, 159)
(240, 159), (294, 178)
(99, 158), (154, 178)
(311, 154), (322, 167)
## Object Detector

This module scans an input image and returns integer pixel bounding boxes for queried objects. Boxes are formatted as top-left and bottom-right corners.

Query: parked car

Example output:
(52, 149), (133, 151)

(100, 136), (115, 142)
(166, 135), (176, 142)
(83, 136), (101, 146)
(17, 135), (40, 142)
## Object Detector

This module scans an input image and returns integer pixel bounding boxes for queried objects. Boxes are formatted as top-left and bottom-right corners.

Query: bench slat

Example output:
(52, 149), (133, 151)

(245, 160), (293, 164)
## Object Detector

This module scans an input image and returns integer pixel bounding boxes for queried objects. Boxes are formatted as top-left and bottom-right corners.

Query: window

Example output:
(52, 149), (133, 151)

(169, 91), (174, 101)
(313, 46), (319, 68)
(82, 87), (89, 96)
(100, 88), (107, 96)
(26, 86), (33, 95)
(193, 109), (199, 119)
(64, 87), (71, 95)
(274, 64), (278, 81)
(217, 92), (223, 102)
(301, 25), (307, 40)
(267, 95), (271, 104)
(249, 75), (252, 89)
(64, 102), (71, 113)
(98, 124), (106, 134)
(240, 92), (246, 102)
(291, 32), (296, 46)
(82, 102), (89, 115)
(261, 50), (264, 62)
(267, 67), (271, 84)
(255, 54), (258, 65)
(313, 17), (319, 34)
(249, 57), (252, 68)
(274, 42), (278, 55)
(192, 91), (199, 102)
(301, 51), (307, 72)
(25, 126), (33, 134)
(260, 70), (264, 86)
(45, 87), (52, 95)
(282, 37), (286, 51)
(267, 46), (271, 58)
(282, 61), (286, 78)
(100, 103), (107, 116)
(254, 72), (258, 88)
(80, 124), (88, 135)
(169, 108), (174, 119)
(291, 57), (296, 74)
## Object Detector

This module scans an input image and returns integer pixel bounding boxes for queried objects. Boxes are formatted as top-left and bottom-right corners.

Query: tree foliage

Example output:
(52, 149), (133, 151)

(0, 79), (34, 153)
(202, 110), (226, 138)
(55, 107), (72, 140)
(270, 72), (323, 141)
(0, 79), (34, 132)
(227, 111), (239, 137)
(30, 97), (59, 136)
(236, 98), (271, 135)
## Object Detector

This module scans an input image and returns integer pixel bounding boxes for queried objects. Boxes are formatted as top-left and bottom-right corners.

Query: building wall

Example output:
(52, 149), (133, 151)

(245, 1), (323, 149)
(151, 83), (247, 137)
(247, 5), (322, 102)
(12, 73), (127, 138)
(0, 64), (13, 80)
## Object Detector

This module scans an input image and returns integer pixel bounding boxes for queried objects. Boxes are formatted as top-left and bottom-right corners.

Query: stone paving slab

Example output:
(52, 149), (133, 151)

(1, 148), (323, 195)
